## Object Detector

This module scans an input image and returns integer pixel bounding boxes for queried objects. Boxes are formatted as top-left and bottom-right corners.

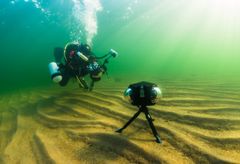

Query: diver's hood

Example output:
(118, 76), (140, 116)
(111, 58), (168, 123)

(79, 43), (92, 56)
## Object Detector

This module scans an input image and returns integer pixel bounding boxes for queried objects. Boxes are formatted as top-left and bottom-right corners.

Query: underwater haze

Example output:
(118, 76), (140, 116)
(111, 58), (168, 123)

(1, 0), (240, 92)
(1, 1), (240, 163)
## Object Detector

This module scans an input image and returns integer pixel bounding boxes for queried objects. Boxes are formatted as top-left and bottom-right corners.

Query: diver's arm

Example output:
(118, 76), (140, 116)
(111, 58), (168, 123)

(95, 49), (118, 59)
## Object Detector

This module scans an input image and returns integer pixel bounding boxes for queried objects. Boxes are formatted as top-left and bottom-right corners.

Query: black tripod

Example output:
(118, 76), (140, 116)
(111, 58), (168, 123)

(116, 105), (161, 143)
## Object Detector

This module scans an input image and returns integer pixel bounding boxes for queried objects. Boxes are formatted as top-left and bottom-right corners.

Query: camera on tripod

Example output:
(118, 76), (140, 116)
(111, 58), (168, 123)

(124, 81), (162, 106)
(116, 81), (163, 143)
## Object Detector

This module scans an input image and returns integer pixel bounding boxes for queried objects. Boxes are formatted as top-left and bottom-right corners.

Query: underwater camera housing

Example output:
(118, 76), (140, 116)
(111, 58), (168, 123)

(117, 81), (163, 143)
(124, 81), (162, 106)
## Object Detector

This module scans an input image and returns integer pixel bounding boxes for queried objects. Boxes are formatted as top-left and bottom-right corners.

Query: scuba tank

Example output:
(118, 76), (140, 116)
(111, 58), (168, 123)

(77, 52), (89, 62)
(48, 62), (62, 83)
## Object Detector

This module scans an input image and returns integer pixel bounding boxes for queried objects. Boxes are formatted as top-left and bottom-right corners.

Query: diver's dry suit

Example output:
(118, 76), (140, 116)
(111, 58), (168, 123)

(48, 42), (118, 91)
(54, 42), (103, 90)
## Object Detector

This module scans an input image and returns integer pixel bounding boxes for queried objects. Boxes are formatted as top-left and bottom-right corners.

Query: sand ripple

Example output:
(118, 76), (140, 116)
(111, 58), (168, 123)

(0, 81), (240, 163)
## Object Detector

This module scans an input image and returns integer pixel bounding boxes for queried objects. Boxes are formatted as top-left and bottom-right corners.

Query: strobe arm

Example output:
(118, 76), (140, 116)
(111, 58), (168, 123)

(96, 49), (119, 59)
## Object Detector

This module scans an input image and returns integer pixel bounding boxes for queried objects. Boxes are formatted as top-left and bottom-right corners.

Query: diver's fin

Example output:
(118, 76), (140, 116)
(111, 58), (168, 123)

(54, 47), (64, 63)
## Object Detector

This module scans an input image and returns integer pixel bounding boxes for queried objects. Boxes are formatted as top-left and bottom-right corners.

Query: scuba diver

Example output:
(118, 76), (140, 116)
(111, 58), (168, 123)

(48, 42), (118, 91)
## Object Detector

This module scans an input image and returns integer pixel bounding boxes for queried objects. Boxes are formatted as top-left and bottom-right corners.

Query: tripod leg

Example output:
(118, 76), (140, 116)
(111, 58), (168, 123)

(116, 110), (141, 133)
(144, 110), (162, 143)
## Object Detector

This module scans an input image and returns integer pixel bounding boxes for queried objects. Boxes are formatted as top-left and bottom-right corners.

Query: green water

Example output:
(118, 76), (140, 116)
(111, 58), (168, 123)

(1, 0), (240, 94)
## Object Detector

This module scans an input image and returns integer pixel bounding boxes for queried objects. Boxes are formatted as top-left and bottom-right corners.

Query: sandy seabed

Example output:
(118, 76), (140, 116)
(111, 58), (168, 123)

(0, 79), (240, 164)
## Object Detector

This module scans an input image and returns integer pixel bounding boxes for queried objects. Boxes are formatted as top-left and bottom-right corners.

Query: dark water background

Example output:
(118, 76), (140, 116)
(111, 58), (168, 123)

(1, 0), (240, 94)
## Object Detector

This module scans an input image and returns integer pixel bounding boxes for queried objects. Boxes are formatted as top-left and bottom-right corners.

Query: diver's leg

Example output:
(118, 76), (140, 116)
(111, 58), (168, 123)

(54, 47), (64, 63)
(59, 73), (70, 86)
(89, 80), (94, 91)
